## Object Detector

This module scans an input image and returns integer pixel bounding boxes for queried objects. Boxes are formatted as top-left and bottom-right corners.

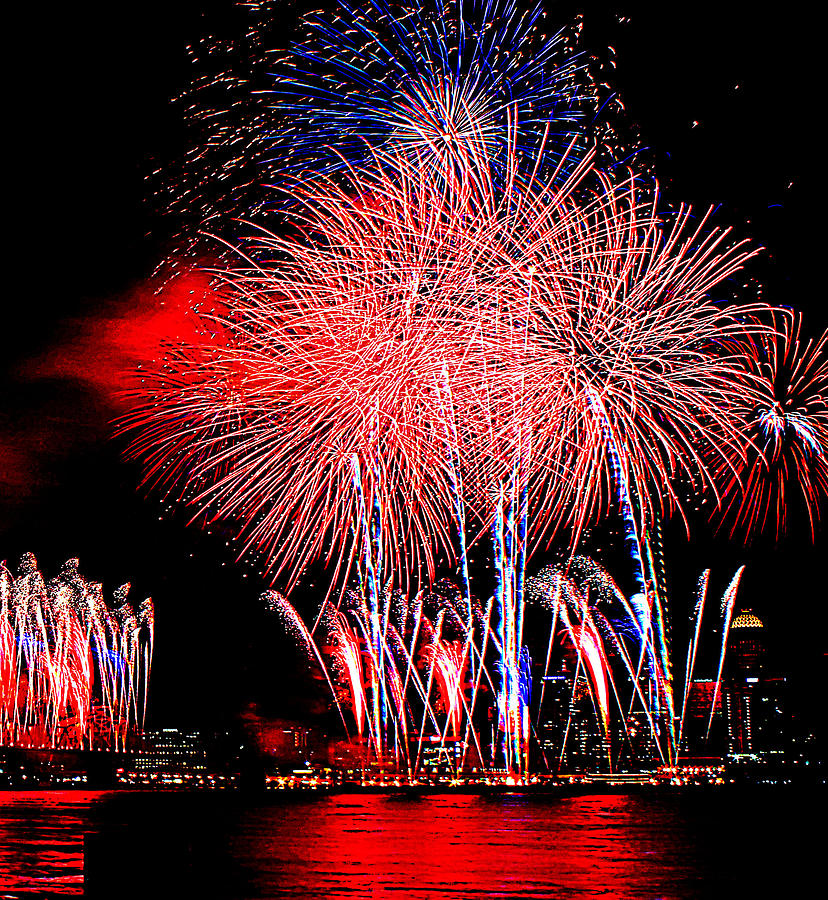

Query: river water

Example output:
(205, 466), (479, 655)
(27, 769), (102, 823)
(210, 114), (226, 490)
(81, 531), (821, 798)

(0, 789), (816, 898)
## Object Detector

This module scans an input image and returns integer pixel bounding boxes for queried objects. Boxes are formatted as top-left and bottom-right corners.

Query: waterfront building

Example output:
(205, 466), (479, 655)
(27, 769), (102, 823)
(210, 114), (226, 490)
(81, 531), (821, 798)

(130, 728), (209, 773)
(557, 674), (611, 774)
(417, 735), (466, 778)
(537, 661), (612, 774)
(536, 669), (570, 773)
(722, 611), (787, 769)
(678, 678), (725, 761)
(117, 727), (236, 787)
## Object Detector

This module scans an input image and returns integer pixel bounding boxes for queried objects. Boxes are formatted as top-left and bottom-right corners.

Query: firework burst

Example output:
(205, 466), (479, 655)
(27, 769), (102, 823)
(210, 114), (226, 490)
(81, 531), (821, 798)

(272, 0), (584, 178)
(155, 0), (586, 261)
(712, 311), (828, 539)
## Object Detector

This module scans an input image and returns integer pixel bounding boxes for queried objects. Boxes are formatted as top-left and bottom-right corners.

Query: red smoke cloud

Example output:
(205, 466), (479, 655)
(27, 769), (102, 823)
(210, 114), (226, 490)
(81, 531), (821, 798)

(24, 269), (223, 408)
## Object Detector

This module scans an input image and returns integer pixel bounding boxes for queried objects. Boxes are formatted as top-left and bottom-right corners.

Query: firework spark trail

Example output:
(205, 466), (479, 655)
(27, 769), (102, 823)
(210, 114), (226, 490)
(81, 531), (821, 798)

(490, 172), (765, 764)
(489, 472), (535, 773)
(0, 555), (152, 750)
(587, 387), (654, 680)
(350, 454), (387, 753)
(459, 592), (496, 771)
(324, 583), (453, 765)
(535, 574), (610, 739)
(528, 559), (669, 766)
(414, 611), (447, 771)
(138, 597), (154, 730)
(504, 178), (766, 551)
(263, 591), (352, 741)
(385, 616), (443, 747)
(535, 577), (560, 728)
(677, 569), (709, 760)
(326, 611), (368, 740)
(127, 127), (766, 604)
(573, 607), (610, 739)
(424, 636), (467, 738)
(713, 312), (828, 540)
(706, 566), (746, 740)
(435, 369), (473, 627)
(128, 138), (520, 595)
(126, 129), (579, 603)
(604, 640), (663, 767)
(642, 523), (676, 761)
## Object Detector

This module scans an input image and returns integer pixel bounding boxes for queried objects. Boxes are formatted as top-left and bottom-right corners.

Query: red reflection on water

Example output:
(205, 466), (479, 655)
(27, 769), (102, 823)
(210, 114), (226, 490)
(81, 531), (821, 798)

(0, 791), (103, 896)
(231, 793), (697, 899)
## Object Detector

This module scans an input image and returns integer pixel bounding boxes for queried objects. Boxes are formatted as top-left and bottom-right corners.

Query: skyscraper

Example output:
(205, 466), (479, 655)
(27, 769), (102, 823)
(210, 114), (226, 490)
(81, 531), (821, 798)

(722, 611), (786, 768)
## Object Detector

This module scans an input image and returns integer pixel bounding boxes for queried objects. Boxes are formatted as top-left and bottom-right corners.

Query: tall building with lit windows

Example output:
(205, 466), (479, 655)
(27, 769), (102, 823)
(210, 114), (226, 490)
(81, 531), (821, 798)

(679, 678), (724, 761)
(536, 667), (570, 772)
(131, 728), (208, 774)
(722, 611), (786, 766)
(537, 662), (611, 774)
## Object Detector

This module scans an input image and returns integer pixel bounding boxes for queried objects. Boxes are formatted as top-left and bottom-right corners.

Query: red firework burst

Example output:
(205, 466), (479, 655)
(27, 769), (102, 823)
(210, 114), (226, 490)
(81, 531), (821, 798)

(124, 135), (769, 587)
(711, 311), (828, 539)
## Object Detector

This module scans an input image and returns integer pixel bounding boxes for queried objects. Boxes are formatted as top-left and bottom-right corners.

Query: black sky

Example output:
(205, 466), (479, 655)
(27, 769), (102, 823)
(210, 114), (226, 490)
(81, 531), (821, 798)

(5, 2), (825, 731)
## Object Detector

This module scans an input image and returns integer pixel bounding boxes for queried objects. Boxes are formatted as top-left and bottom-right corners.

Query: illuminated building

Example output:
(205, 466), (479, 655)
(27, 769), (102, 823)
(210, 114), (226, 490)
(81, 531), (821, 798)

(118, 727), (239, 788)
(417, 736), (466, 778)
(728, 610), (766, 672)
(679, 678), (725, 761)
(722, 611), (786, 768)
(129, 728), (208, 775)
(537, 670), (570, 773)
(557, 674), (611, 774)
(615, 710), (661, 772)
(538, 660), (612, 775)
(257, 722), (312, 769)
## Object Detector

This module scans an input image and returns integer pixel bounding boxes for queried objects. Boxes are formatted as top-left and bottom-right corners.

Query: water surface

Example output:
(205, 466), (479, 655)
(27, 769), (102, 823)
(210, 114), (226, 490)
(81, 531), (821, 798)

(0, 789), (816, 898)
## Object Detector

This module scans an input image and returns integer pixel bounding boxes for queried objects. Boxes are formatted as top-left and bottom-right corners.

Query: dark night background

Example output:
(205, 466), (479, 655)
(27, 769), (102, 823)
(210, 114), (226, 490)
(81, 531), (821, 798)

(4, 2), (825, 741)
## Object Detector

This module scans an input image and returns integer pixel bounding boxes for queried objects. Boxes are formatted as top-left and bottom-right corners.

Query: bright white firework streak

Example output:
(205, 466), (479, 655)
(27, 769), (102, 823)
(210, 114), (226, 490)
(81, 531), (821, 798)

(642, 526), (676, 761)
(437, 369), (473, 629)
(556, 602), (609, 762)
(514, 443), (531, 652)
(492, 484), (521, 773)
(574, 603), (610, 739)
(706, 566), (746, 740)
(262, 592), (352, 742)
(588, 390), (655, 693)
(138, 598), (153, 731)
(519, 646), (532, 775)
(331, 613), (367, 740)
(372, 457), (391, 745)
(512, 453), (532, 772)
(437, 376), (482, 738)
(490, 440), (533, 775)
(506, 472), (521, 768)
(350, 454), (386, 756)
(677, 570), (709, 761)
(492, 486), (508, 768)
(519, 484), (532, 771)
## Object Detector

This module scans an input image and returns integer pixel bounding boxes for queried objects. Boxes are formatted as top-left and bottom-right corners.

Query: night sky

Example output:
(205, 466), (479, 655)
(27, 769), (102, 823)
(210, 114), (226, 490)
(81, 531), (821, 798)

(5, 2), (825, 734)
